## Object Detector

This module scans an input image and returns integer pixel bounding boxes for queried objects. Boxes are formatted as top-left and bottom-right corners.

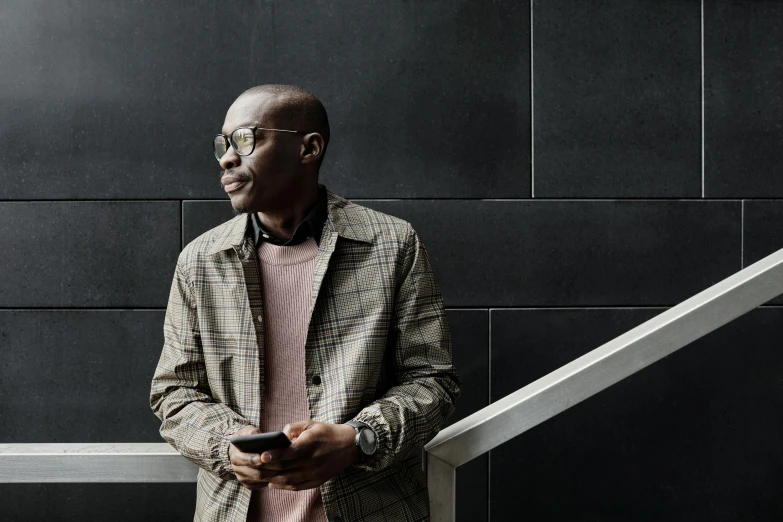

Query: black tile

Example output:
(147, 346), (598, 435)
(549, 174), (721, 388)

(359, 199), (741, 306)
(0, 311), (165, 441)
(705, 2), (783, 197)
(534, 0), (701, 198)
(0, 0), (529, 200)
(455, 457), (488, 522)
(444, 310), (489, 426)
(0, 310), (192, 522)
(0, 202), (180, 307)
(183, 200), (238, 249)
(0, 1), (257, 200)
(489, 308), (783, 521)
(303, 0), (531, 199)
(742, 200), (783, 305)
(0, 484), (196, 522)
(447, 310), (489, 522)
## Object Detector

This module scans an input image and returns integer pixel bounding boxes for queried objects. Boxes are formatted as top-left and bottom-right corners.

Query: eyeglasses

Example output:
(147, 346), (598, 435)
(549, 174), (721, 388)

(213, 126), (308, 161)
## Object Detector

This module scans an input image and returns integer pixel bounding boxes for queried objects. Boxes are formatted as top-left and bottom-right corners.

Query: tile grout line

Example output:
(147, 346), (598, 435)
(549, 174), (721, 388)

(701, 0), (705, 198)
(180, 200), (184, 252)
(530, 0), (535, 200)
(8, 197), (783, 202)
(488, 310), (492, 402)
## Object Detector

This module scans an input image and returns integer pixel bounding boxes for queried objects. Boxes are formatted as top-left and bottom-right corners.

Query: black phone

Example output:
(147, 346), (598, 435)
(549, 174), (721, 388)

(229, 431), (291, 454)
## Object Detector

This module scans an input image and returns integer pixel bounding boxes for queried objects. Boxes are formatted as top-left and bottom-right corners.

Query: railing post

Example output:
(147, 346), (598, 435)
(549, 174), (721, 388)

(427, 452), (456, 522)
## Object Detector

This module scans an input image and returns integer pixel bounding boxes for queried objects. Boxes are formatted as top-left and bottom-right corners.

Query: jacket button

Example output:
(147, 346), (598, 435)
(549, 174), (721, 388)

(312, 374), (321, 385)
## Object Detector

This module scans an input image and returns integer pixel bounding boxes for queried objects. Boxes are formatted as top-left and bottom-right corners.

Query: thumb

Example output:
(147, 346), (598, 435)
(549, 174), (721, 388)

(283, 420), (314, 441)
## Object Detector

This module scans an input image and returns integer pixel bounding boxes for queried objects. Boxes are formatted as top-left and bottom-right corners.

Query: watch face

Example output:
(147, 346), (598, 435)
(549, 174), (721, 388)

(359, 427), (377, 454)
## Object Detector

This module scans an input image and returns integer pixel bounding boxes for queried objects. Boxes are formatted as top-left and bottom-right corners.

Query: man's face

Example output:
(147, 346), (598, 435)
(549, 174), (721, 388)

(218, 93), (302, 214)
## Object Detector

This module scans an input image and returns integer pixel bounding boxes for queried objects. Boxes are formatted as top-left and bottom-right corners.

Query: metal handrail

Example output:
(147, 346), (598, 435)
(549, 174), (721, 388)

(0, 443), (198, 482)
(2, 248), (783, 522)
(424, 246), (783, 521)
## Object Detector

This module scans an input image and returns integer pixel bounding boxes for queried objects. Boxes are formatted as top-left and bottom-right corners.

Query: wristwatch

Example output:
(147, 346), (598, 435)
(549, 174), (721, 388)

(346, 421), (378, 461)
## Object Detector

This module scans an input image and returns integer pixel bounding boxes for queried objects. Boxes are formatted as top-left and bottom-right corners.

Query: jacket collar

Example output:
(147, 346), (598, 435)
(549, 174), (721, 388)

(250, 183), (328, 247)
(205, 183), (374, 256)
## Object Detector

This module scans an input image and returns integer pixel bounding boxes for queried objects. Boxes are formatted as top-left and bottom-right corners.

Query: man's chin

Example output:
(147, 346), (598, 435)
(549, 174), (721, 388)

(230, 202), (254, 216)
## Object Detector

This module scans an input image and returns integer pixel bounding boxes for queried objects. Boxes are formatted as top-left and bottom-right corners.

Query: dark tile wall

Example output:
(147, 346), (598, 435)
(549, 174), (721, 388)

(0, 202), (180, 307)
(2, 0), (782, 521)
(705, 1), (783, 197)
(0, 0), (529, 200)
(744, 201), (783, 305)
(534, 0), (701, 198)
(490, 308), (783, 521)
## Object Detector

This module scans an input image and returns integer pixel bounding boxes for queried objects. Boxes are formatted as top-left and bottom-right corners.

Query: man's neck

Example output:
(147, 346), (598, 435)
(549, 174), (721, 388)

(256, 183), (319, 239)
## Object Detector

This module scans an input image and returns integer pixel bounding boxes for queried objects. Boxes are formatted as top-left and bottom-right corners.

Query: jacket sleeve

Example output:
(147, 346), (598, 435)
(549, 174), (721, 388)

(149, 254), (251, 481)
(349, 222), (462, 472)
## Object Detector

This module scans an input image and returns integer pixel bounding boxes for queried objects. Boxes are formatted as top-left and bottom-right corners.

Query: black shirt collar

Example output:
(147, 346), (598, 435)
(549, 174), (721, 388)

(250, 184), (328, 248)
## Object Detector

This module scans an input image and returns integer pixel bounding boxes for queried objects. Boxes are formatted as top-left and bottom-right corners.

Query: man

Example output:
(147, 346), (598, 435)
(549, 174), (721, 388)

(149, 84), (461, 522)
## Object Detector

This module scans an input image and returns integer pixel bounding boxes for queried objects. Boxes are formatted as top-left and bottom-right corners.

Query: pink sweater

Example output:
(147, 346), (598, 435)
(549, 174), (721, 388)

(246, 237), (329, 522)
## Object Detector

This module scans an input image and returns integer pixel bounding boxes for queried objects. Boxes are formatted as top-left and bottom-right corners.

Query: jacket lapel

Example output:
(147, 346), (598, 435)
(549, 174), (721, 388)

(308, 186), (374, 319)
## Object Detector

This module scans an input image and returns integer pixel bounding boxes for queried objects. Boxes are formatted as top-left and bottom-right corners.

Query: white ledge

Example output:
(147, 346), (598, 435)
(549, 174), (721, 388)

(0, 443), (199, 482)
(0, 443), (180, 455)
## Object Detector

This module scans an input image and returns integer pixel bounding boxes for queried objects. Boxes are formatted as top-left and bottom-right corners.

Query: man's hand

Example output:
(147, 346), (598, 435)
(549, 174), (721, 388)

(248, 420), (360, 491)
(229, 425), (281, 490)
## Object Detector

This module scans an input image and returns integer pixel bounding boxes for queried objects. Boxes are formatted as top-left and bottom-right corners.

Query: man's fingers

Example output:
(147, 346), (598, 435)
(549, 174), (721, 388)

(233, 464), (280, 483)
(259, 429), (313, 464)
(261, 445), (298, 463)
(255, 467), (281, 481)
(245, 453), (258, 466)
(230, 451), (261, 468)
(256, 457), (304, 471)
(266, 467), (309, 488)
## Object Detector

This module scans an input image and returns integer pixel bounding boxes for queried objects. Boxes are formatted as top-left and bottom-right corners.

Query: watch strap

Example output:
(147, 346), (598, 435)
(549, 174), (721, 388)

(346, 421), (374, 460)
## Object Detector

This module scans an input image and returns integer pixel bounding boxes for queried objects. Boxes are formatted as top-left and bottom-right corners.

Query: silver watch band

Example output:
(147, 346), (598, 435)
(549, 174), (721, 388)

(346, 421), (375, 460)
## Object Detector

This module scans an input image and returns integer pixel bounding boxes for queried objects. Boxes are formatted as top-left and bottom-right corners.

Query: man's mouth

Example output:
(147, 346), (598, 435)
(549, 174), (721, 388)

(224, 180), (248, 192)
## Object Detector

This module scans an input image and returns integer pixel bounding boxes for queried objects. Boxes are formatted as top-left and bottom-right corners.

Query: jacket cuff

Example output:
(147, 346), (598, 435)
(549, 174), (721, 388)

(217, 419), (252, 481)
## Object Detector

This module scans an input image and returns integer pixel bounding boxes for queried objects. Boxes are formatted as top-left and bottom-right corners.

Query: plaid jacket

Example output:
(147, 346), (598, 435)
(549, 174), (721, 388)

(149, 185), (462, 522)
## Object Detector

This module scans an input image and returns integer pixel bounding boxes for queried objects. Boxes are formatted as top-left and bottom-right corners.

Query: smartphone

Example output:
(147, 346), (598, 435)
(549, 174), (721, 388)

(230, 431), (291, 454)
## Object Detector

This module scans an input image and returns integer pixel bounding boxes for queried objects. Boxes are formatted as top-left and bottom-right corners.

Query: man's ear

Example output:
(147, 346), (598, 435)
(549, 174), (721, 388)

(301, 133), (323, 164)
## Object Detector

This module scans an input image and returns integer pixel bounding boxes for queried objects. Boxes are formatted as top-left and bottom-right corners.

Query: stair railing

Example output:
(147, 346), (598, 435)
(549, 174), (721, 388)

(424, 246), (783, 521)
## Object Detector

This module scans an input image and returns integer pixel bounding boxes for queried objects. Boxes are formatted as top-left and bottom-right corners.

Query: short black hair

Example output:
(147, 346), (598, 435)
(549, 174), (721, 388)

(238, 84), (330, 171)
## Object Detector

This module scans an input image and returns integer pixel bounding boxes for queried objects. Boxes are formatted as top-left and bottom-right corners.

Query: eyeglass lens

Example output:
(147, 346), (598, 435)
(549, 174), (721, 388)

(213, 128), (255, 161)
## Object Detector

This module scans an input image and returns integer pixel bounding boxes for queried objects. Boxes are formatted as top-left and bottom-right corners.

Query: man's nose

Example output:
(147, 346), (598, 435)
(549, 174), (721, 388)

(219, 147), (240, 169)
